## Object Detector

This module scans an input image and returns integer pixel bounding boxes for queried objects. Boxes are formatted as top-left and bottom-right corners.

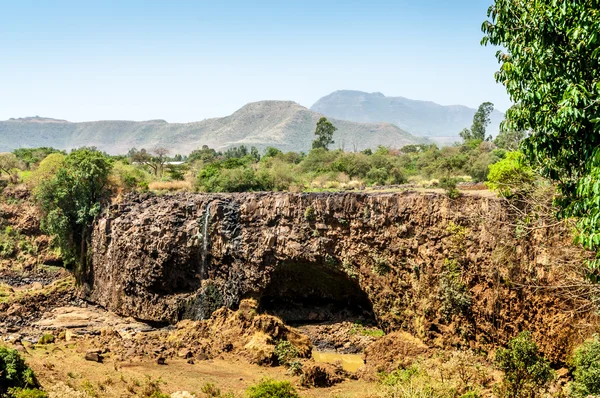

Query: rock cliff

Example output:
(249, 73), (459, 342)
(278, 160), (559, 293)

(89, 191), (598, 363)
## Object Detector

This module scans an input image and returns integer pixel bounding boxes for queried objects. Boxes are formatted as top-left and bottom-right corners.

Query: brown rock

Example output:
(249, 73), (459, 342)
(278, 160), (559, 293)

(156, 356), (166, 365)
(84, 350), (103, 363)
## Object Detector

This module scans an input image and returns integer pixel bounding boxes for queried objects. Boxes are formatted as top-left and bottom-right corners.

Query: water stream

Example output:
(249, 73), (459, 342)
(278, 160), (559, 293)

(312, 351), (364, 372)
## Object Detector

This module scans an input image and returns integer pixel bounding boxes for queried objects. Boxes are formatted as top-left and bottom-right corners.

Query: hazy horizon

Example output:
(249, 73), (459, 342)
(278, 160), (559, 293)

(1, 0), (510, 123)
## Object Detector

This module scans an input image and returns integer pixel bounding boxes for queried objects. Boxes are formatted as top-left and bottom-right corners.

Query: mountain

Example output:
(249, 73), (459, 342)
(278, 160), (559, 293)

(310, 90), (505, 144)
(0, 102), (426, 155)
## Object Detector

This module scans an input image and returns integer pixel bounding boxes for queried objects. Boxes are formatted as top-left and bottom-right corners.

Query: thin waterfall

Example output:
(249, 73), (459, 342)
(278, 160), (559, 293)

(199, 201), (211, 280)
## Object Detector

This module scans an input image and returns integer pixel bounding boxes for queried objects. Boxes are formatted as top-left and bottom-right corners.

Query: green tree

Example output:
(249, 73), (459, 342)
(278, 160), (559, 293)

(36, 148), (112, 280)
(312, 117), (337, 150)
(0, 153), (23, 183)
(486, 151), (536, 197)
(494, 129), (526, 151)
(0, 346), (40, 396)
(460, 102), (495, 142)
(570, 335), (600, 398)
(482, 1), (600, 272)
(495, 331), (553, 398)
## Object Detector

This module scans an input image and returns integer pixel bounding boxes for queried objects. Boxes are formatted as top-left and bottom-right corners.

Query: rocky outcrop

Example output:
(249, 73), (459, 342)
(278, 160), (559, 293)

(89, 191), (598, 363)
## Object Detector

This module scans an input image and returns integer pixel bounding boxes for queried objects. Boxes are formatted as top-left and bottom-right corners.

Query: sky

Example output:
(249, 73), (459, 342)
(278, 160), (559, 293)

(0, 0), (510, 122)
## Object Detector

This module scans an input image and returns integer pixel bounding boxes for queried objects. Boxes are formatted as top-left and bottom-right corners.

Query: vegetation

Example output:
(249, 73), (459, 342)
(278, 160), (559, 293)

(246, 378), (300, 398)
(483, 1), (600, 275)
(312, 117), (337, 150)
(0, 346), (43, 397)
(494, 332), (553, 398)
(459, 102), (494, 142)
(273, 341), (299, 366)
(570, 335), (600, 398)
(35, 148), (113, 280)
(486, 152), (536, 197)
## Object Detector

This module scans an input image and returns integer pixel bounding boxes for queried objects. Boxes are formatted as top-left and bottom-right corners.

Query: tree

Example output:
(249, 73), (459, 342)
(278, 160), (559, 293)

(482, 1), (600, 272)
(494, 129), (526, 151)
(25, 153), (65, 189)
(0, 153), (23, 183)
(570, 336), (600, 398)
(35, 148), (112, 280)
(460, 102), (495, 142)
(471, 101), (495, 141)
(129, 147), (169, 177)
(13, 147), (63, 169)
(312, 117), (337, 150)
(495, 331), (553, 398)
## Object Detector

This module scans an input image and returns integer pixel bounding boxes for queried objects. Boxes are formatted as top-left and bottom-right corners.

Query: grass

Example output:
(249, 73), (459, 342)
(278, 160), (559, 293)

(0, 276), (74, 304)
(148, 180), (193, 191)
(349, 323), (385, 338)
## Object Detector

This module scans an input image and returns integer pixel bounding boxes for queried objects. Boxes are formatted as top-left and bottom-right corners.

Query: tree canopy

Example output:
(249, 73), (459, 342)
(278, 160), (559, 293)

(36, 148), (113, 280)
(482, 1), (600, 272)
(460, 102), (495, 142)
(312, 117), (337, 150)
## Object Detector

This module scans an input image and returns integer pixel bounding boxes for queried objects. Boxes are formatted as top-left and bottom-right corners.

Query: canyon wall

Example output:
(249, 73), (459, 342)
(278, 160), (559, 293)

(89, 191), (597, 362)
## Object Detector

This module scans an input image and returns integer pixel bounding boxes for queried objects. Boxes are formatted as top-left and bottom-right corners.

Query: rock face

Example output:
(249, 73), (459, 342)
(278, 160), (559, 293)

(89, 191), (597, 362)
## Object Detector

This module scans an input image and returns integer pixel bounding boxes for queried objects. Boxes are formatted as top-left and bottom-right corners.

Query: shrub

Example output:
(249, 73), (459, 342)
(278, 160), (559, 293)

(439, 177), (460, 199)
(246, 378), (300, 398)
(494, 331), (553, 398)
(37, 334), (54, 345)
(0, 346), (40, 395)
(570, 335), (600, 398)
(486, 151), (536, 197)
(274, 340), (299, 366)
(304, 206), (315, 222)
(7, 388), (48, 398)
(438, 260), (471, 322)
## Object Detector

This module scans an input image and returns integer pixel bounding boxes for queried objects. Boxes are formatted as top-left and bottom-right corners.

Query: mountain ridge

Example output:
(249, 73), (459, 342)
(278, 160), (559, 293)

(310, 90), (505, 142)
(0, 101), (426, 154)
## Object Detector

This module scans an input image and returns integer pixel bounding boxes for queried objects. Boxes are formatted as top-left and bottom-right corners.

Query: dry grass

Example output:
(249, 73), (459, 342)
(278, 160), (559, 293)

(148, 181), (192, 191)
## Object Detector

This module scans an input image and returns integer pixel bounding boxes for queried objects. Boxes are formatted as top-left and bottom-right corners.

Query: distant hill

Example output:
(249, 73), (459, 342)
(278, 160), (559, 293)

(311, 90), (505, 144)
(0, 101), (426, 154)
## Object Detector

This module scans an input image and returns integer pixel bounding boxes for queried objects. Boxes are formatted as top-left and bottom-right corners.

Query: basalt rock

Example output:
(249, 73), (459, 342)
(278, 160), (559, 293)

(89, 191), (598, 363)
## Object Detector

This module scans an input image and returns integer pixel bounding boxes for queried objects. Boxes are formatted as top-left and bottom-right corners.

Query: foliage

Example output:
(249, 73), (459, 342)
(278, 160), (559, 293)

(439, 177), (460, 199)
(569, 335), (600, 398)
(13, 147), (63, 169)
(35, 148), (113, 279)
(494, 331), (553, 398)
(246, 378), (300, 398)
(459, 102), (494, 142)
(0, 346), (40, 395)
(24, 153), (65, 190)
(111, 161), (150, 192)
(482, 2), (600, 273)
(7, 388), (48, 398)
(438, 259), (471, 322)
(486, 152), (536, 198)
(0, 153), (24, 183)
(494, 130), (525, 151)
(274, 340), (299, 366)
(312, 117), (337, 151)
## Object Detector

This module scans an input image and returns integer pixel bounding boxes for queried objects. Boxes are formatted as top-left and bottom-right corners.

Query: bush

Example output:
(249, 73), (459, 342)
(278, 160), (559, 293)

(494, 331), (553, 398)
(274, 341), (299, 366)
(486, 152), (536, 197)
(8, 388), (48, 398)
(246, 378), (300, 398)
(570, 335), (600, 398)
(439, 177), (461, 199)
(0, 346), (40, 395)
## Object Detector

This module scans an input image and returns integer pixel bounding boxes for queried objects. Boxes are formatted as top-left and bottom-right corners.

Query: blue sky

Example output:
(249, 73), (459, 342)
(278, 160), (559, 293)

(0, 0), (510, 122)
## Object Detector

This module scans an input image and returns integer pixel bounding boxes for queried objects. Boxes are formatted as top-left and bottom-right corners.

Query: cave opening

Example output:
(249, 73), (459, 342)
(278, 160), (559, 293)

(259, 261), (376, 326)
